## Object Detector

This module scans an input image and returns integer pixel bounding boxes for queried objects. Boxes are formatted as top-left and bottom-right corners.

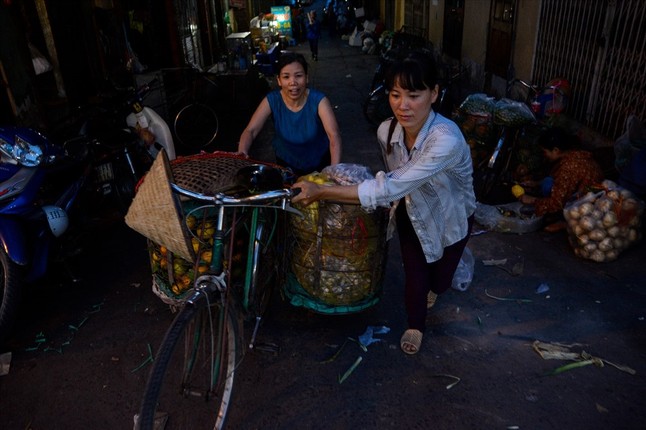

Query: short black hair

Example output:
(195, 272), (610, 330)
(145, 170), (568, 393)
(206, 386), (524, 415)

(277, 52), (308, 75)
(538, 128), (580, 151)
(384, 49), (439, 92)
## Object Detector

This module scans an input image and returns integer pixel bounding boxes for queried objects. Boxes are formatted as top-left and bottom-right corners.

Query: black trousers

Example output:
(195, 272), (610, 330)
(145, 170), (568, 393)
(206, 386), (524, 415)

(396, 202), (474, 332)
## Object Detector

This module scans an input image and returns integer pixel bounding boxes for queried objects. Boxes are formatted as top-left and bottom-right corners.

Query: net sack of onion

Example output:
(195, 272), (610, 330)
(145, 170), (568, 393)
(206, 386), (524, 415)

(563, 179), (644, 262)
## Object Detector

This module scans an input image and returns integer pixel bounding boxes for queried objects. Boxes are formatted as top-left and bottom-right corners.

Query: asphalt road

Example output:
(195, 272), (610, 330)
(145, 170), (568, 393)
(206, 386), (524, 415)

(2, 26), (646, 430)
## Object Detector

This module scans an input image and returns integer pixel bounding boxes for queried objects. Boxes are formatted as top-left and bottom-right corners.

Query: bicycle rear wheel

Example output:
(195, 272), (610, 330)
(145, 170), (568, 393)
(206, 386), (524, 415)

(173, 103), (219, 151)
(138, 300), (240, 430)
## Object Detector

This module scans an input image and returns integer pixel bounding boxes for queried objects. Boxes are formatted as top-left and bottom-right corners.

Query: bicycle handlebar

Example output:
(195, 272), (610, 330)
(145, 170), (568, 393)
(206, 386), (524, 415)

(171, 183), (299, 207)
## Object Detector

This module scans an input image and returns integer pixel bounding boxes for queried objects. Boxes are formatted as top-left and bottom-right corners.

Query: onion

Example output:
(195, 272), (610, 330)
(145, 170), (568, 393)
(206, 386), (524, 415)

(613, 237), (626, 249)
(598, 237), (613, 252)
(607, 190), (620, 200)
(584, 242), (598, 253)
(602, 211), (618, 228)
(579, 216), (596, 232)
(607, 225), (620, 238)
(605, 249), (619, 261)
(579, 202), (594, 216)
(590, 250), (606, 262)
(595, 196), (614, 212)
(577, 234), (590, 245)
(566, 206), (581, 220)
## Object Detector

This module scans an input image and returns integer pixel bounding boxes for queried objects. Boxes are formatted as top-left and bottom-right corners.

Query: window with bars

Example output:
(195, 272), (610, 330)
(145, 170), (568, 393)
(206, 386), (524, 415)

(533, 0), (646, 139)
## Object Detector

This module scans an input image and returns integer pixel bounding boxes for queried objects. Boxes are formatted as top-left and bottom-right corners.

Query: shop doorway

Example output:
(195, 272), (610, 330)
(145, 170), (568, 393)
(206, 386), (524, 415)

(443, 0), (464, 60)
(485, 0), (515, 78)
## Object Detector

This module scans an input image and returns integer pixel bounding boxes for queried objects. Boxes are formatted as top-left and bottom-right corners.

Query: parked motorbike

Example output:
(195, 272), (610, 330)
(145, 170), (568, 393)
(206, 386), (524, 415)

(0, 126), (94, 342)
(70, 79), (176, 217)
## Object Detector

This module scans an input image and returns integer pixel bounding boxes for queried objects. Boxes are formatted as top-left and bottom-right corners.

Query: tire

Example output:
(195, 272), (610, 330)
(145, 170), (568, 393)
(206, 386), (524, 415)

(0, 249), (23, 343)
(173, 103), (219, 151)
(111, 157), (139, 216)
(363, 85), (393, 126)
(138, 300), (240, 430)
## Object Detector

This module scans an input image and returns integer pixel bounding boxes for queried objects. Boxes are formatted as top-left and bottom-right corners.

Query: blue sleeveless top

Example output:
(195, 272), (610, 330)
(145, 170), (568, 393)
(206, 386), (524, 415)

(267, 88), (329, 172)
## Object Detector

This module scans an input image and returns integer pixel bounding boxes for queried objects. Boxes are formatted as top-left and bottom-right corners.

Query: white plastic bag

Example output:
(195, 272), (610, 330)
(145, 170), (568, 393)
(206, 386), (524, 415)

(452, 246), (475, 291)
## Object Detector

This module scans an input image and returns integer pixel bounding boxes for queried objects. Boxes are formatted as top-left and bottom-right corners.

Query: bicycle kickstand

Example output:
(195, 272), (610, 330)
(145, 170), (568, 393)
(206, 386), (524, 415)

(249, 316), (280, 355)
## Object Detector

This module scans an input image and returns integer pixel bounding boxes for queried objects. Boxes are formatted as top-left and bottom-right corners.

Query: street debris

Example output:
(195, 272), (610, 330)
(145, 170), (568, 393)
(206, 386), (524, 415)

(431, 373), (461, 389)
(338, 356), (362, 384)
(485, 289), (532, 303)
(358, 325), (389, 347)
(535, 283), (550, 294)
(532, 340), (636, 375)
(0, 352), (11, 376)
(132, 343), (154, 373)
(320, 325), (390, 384)
(482, 257), (524, 276)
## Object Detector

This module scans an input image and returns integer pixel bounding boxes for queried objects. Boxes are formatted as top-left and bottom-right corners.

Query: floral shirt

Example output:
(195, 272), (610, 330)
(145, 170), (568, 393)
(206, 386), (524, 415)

(535, 150), (604, 216)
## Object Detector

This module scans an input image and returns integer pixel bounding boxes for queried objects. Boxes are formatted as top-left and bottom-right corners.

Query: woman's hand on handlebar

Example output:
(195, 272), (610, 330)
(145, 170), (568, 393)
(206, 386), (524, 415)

(291, 180), (321, 206)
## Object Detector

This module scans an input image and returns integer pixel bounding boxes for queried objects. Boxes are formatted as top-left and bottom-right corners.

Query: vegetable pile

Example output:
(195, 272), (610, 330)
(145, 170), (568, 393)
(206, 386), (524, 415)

(564, 180), (644, 262)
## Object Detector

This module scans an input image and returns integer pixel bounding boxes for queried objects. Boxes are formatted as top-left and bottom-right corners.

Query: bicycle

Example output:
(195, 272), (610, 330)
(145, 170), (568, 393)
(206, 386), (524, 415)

(160, 67), (221, 152)
(135, 159), (300, 430)
(472, 77), (570, 204)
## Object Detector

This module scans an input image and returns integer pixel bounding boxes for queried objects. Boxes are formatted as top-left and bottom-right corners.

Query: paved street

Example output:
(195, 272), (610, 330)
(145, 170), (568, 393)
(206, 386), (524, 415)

(1, 21), (645, 430)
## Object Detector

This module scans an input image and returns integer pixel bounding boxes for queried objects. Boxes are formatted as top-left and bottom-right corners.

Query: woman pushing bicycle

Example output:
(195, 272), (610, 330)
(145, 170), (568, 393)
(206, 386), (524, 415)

(292, 49), (476, 355)
(237, 52), (342, 177)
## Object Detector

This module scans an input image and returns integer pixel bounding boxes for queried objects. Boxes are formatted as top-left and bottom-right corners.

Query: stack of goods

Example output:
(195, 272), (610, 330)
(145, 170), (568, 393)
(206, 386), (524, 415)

(564, 180), (644, 262)
(286, 164), (388, 314)
(454, 93), (496, 168)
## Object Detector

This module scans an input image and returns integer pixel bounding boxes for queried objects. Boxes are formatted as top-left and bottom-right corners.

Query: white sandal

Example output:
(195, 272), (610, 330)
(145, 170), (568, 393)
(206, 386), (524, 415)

(400, 329), (423, 355)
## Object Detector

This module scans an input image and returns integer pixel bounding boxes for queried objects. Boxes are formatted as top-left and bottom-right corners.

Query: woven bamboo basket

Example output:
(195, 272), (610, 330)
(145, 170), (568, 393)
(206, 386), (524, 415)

(127, 151), (286, 306)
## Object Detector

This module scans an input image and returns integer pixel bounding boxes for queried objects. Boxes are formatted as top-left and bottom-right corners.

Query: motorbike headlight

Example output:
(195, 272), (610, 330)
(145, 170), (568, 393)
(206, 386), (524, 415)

(13, 135), (43, 166)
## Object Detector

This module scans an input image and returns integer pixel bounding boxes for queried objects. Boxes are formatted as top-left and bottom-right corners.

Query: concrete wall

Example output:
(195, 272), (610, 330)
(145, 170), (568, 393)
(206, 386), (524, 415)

(415, 0), (542, 95)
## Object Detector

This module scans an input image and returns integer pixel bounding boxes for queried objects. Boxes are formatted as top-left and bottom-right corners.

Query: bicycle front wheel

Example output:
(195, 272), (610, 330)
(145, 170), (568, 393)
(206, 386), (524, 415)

(173, 103), (219, 151)
(138, 300), (240, 430)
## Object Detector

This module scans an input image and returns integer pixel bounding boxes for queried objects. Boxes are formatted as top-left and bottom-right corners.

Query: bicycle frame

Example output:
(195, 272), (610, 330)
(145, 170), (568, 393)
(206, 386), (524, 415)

(171, 183), (297, 314)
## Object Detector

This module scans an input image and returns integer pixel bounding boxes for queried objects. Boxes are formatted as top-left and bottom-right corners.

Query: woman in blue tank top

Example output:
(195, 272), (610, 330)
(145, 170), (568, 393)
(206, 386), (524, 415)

(237, 52), (342, 176)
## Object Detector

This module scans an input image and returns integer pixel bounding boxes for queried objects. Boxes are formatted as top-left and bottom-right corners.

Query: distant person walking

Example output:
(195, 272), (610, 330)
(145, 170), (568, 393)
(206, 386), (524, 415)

(306, 11), (321, 61)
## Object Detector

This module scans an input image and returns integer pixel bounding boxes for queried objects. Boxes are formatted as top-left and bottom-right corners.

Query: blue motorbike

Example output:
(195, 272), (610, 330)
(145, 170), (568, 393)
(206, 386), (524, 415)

(0, 126), (93, 342)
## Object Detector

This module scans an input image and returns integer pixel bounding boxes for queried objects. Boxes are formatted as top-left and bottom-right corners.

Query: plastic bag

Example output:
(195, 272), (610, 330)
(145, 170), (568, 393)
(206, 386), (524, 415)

(451, 246), (475, 291)
(474, 201), (544, 233)
(458, 93), (495, 117)
(322, 163), (374, 185)
(493, 98), (536, 127)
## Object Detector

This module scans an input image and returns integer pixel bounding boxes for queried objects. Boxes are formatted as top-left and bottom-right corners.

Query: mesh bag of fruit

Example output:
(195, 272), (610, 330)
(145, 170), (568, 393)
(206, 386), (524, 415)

(284, 167), (388, 314)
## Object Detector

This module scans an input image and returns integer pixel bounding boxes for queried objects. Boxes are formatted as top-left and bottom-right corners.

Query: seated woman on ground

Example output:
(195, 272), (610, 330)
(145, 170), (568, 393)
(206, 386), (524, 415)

(517, 128), (604, 231)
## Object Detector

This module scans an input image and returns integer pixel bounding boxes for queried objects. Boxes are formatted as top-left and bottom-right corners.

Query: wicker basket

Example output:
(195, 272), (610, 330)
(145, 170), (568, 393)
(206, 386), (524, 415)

(284, 201), (388, 314)
(128, 151), (287, 305)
